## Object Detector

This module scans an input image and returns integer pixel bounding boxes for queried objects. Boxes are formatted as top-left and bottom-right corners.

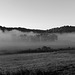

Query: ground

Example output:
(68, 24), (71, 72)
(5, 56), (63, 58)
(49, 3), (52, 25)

(0, 50), (75, 75)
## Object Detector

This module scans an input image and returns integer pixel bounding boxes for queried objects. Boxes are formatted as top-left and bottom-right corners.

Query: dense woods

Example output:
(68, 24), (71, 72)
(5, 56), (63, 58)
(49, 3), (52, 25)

(0, 25), (75, 33)
(47, 26), (75, 33)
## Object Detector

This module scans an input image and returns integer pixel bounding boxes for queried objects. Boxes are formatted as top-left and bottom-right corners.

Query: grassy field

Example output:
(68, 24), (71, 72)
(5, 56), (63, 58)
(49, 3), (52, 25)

(0, 50), (75, 75)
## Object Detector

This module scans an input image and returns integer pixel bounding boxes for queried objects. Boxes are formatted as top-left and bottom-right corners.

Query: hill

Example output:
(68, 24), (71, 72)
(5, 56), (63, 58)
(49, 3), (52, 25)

(47, 25), (75, 33)
(0, 25), (75, 33)
(0, 26), (45, 33)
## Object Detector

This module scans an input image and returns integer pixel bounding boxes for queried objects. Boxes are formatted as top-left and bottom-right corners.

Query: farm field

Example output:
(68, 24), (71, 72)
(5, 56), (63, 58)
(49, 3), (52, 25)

(0, 50), (75, 75)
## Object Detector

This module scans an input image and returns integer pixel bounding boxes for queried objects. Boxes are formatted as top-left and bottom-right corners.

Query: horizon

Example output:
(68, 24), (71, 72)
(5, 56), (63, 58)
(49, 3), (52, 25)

(0, 25), (75, 30)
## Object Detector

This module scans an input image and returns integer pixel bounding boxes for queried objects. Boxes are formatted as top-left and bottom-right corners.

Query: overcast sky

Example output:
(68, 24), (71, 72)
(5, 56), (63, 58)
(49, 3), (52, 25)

(0, 0), (75, 30)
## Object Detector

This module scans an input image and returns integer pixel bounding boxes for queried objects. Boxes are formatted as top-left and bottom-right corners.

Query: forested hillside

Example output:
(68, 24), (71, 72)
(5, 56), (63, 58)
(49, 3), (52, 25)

(0, 25), (75, 33)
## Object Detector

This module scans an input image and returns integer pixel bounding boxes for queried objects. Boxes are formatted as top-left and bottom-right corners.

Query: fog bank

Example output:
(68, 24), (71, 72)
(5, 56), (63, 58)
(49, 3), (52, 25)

(0, 30), (75, 51)
(0, 30), (57, 50)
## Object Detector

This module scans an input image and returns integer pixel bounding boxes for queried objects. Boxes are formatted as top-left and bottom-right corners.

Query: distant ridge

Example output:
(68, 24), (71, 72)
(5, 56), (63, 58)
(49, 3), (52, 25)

(0, 26), (46, 33)
(47, 25), (75, 33)
(0, 25), (75, 33)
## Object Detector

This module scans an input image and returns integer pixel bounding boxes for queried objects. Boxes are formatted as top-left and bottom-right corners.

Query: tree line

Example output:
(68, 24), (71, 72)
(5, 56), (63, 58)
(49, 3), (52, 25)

(0, 25), (75, 33)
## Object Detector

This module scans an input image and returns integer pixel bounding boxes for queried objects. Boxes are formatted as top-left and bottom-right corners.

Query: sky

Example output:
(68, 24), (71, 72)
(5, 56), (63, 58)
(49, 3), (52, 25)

(0, 0), (75, 30)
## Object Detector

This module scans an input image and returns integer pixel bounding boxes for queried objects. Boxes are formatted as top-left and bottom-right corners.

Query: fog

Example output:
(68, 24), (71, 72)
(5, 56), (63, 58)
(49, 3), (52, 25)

(0, 30), (75, 52)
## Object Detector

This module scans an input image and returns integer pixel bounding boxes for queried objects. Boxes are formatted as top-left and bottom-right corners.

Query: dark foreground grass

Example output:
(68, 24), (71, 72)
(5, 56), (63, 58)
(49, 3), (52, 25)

(0, 47), (75, 75)
(0, 64), (75, 75)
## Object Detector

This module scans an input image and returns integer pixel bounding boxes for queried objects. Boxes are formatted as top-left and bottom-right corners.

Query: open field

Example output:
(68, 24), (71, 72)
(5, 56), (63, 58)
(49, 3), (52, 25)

(0, 50), (75, 75)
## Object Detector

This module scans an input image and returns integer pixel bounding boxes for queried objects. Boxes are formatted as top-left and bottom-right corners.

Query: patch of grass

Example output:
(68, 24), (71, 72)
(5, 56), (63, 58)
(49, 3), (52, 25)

(0, 48), (75, 75)
(0, 64), (75, 75)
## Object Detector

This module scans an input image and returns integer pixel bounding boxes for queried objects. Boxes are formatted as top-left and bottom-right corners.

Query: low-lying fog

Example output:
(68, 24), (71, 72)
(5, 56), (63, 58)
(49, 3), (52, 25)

(0, 30), (75, 51)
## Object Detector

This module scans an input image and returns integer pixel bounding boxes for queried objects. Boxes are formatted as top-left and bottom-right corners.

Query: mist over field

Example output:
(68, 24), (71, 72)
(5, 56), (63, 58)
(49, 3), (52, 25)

(0, 26), (75, 75)
(0, 30), (57, 50)
(0, 29), (75, 51)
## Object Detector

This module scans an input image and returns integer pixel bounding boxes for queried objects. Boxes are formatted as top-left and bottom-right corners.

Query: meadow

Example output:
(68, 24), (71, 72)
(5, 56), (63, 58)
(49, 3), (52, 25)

(0, 49), (75, 75)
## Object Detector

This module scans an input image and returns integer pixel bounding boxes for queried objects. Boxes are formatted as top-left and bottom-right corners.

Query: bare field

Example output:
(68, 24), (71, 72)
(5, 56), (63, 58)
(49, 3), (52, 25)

(0, 50), (75, 75)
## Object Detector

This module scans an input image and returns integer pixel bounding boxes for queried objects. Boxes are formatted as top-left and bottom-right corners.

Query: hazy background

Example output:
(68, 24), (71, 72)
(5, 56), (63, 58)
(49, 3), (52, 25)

(0, 0), (75, 29)
(0, 30), (58, 50)
(0, 30), (75, 51)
